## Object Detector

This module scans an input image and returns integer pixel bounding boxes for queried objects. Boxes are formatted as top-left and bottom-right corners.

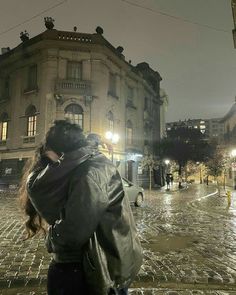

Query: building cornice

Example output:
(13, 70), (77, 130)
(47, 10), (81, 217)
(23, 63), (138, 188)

(0, 29), (161, 96)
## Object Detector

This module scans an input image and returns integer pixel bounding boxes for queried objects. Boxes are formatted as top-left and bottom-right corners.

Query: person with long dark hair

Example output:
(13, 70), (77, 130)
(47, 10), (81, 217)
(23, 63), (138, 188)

(19, 120), (142, 295)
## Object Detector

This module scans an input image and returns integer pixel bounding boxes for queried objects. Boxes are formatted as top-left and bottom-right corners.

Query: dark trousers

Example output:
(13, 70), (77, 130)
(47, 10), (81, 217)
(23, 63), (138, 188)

(47, 261), (129, 295)
(47, 261), (88, 295)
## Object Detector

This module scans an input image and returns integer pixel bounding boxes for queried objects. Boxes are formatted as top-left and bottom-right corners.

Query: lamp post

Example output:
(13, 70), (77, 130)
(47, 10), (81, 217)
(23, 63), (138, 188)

(164, 159), (170, 166)
(105, 131), (120, 163)
(231, 149), (236, 190)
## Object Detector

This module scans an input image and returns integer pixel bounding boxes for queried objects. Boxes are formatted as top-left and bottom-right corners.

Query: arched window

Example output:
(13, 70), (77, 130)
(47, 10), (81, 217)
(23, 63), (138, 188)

(107, 111), (114, 132)
(126, 120), (133, 145)
(65, 104), (83, 128)
(0, 112), (9, 141)
(25, 105), (37, 136)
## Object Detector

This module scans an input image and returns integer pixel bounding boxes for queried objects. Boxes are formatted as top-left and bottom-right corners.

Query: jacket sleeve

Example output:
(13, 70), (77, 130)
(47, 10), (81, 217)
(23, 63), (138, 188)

(27, 163), (68, 225)
(48, 173), (109, 253)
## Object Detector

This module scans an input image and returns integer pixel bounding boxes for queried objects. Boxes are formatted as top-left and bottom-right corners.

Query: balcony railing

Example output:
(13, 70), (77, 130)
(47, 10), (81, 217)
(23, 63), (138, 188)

(22, 136), (35, 144)
(55, 79), (91, 95)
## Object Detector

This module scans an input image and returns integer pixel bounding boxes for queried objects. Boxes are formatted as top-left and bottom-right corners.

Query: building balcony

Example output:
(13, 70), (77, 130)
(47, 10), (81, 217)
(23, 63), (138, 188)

(22, 136), (36, 144)
(55, 79), (91, 95)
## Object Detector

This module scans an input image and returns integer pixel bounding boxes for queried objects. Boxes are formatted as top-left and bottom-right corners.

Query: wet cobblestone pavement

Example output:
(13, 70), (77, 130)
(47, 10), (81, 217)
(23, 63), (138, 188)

(1, 184), (236, 294)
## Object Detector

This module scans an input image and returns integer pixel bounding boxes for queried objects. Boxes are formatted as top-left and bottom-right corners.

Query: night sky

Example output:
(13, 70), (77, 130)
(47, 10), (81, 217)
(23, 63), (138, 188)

(0, 0), (235, 122)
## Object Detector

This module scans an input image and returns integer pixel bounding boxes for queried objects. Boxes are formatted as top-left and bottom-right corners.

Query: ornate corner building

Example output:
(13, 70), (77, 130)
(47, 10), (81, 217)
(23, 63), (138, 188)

(0, 24), (167, 188)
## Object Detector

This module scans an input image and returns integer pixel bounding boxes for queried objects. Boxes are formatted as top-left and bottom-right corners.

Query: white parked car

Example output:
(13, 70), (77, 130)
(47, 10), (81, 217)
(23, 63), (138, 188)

(122, 178), (144, 207)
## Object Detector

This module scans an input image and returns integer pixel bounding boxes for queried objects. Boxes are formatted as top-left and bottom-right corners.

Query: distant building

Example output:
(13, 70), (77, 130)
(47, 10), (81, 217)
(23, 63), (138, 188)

(208, 118), (224, 142)
(166, 118), (224, 142)
(0, 21), (166, 187)
(166, 119), (209, 137)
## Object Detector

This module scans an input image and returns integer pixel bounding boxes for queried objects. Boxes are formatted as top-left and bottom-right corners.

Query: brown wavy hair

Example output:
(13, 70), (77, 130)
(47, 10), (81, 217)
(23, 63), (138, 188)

(18, 144), (49, 239)
(19, 120), (87, 239)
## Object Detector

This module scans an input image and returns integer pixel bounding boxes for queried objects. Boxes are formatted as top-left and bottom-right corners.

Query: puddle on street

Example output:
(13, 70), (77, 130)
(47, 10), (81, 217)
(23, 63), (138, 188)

(147, 235), (194, 252)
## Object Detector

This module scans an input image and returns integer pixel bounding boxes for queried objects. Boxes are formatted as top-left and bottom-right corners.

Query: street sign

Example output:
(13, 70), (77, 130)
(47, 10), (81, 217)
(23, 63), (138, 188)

(232, 162), (236, 171)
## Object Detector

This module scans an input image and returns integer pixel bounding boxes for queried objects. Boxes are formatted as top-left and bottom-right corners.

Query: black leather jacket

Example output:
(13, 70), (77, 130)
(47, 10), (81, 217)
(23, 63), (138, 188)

(27, 146), (142, 288)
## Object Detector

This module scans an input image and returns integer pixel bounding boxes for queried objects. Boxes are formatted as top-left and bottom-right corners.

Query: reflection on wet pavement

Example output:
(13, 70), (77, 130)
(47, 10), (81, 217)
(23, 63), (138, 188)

(1, 184), (236, 294)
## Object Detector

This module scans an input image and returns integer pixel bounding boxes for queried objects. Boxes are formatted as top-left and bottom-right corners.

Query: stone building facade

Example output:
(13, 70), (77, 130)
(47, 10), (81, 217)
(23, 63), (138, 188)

(0, 26), (165, 187)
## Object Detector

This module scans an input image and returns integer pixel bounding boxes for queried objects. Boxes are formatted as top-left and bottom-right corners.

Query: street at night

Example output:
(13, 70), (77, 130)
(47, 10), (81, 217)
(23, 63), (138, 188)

(1, 1), (236, 294)
(1, 184), (236, 294)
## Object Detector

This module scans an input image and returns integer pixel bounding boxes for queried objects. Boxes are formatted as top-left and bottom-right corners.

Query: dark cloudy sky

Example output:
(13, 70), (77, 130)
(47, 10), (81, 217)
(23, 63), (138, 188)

(0, 0), (235, 122)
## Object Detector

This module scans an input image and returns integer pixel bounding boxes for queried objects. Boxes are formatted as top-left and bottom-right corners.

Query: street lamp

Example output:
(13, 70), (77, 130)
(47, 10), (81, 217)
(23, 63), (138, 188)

(164, 159), (170, 165)
(231, 149), (236, 189)
(105, 131), (120, 162)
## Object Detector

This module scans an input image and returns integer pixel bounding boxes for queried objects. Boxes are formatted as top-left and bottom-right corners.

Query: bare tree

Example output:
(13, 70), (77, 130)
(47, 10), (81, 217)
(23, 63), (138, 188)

(205, 150), (227, 196)
(140, 155), (159, 191)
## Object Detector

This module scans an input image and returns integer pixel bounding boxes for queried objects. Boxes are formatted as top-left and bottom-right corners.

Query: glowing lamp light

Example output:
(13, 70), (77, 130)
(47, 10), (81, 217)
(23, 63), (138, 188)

(164, 159), (170, 165)
(105, 131), (113, 140)
(112, 133), (120, 144)
(231, 149), (236, 157)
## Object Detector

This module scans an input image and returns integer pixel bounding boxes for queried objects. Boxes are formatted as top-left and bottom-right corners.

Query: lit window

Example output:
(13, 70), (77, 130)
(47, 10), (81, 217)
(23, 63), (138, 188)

(0, 113), (9, 141)
(1, 122), (8, 141)
(27, 116), (37, 136)
(25, 105), (37, 136)
(126, 120), (133, 145)
(65, 104), (83, 128)
(67, 62), (82, 80)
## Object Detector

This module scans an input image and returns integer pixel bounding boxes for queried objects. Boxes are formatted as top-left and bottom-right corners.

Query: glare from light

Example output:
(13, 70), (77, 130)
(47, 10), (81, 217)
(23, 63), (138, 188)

(231, 149), (236, 157)
(105, 131), (113, 140)
(164, 159), (170, 165)
(112, 133), (120, 144)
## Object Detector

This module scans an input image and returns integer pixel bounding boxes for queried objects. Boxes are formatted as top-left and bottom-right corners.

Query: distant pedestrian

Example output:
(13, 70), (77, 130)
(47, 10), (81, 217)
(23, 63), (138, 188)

(166, 174), (171, 190)
(19, 120), (142, 295)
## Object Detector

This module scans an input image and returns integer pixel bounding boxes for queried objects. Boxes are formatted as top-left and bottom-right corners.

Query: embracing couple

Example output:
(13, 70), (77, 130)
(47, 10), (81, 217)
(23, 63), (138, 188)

(19, 120), (142, 295)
